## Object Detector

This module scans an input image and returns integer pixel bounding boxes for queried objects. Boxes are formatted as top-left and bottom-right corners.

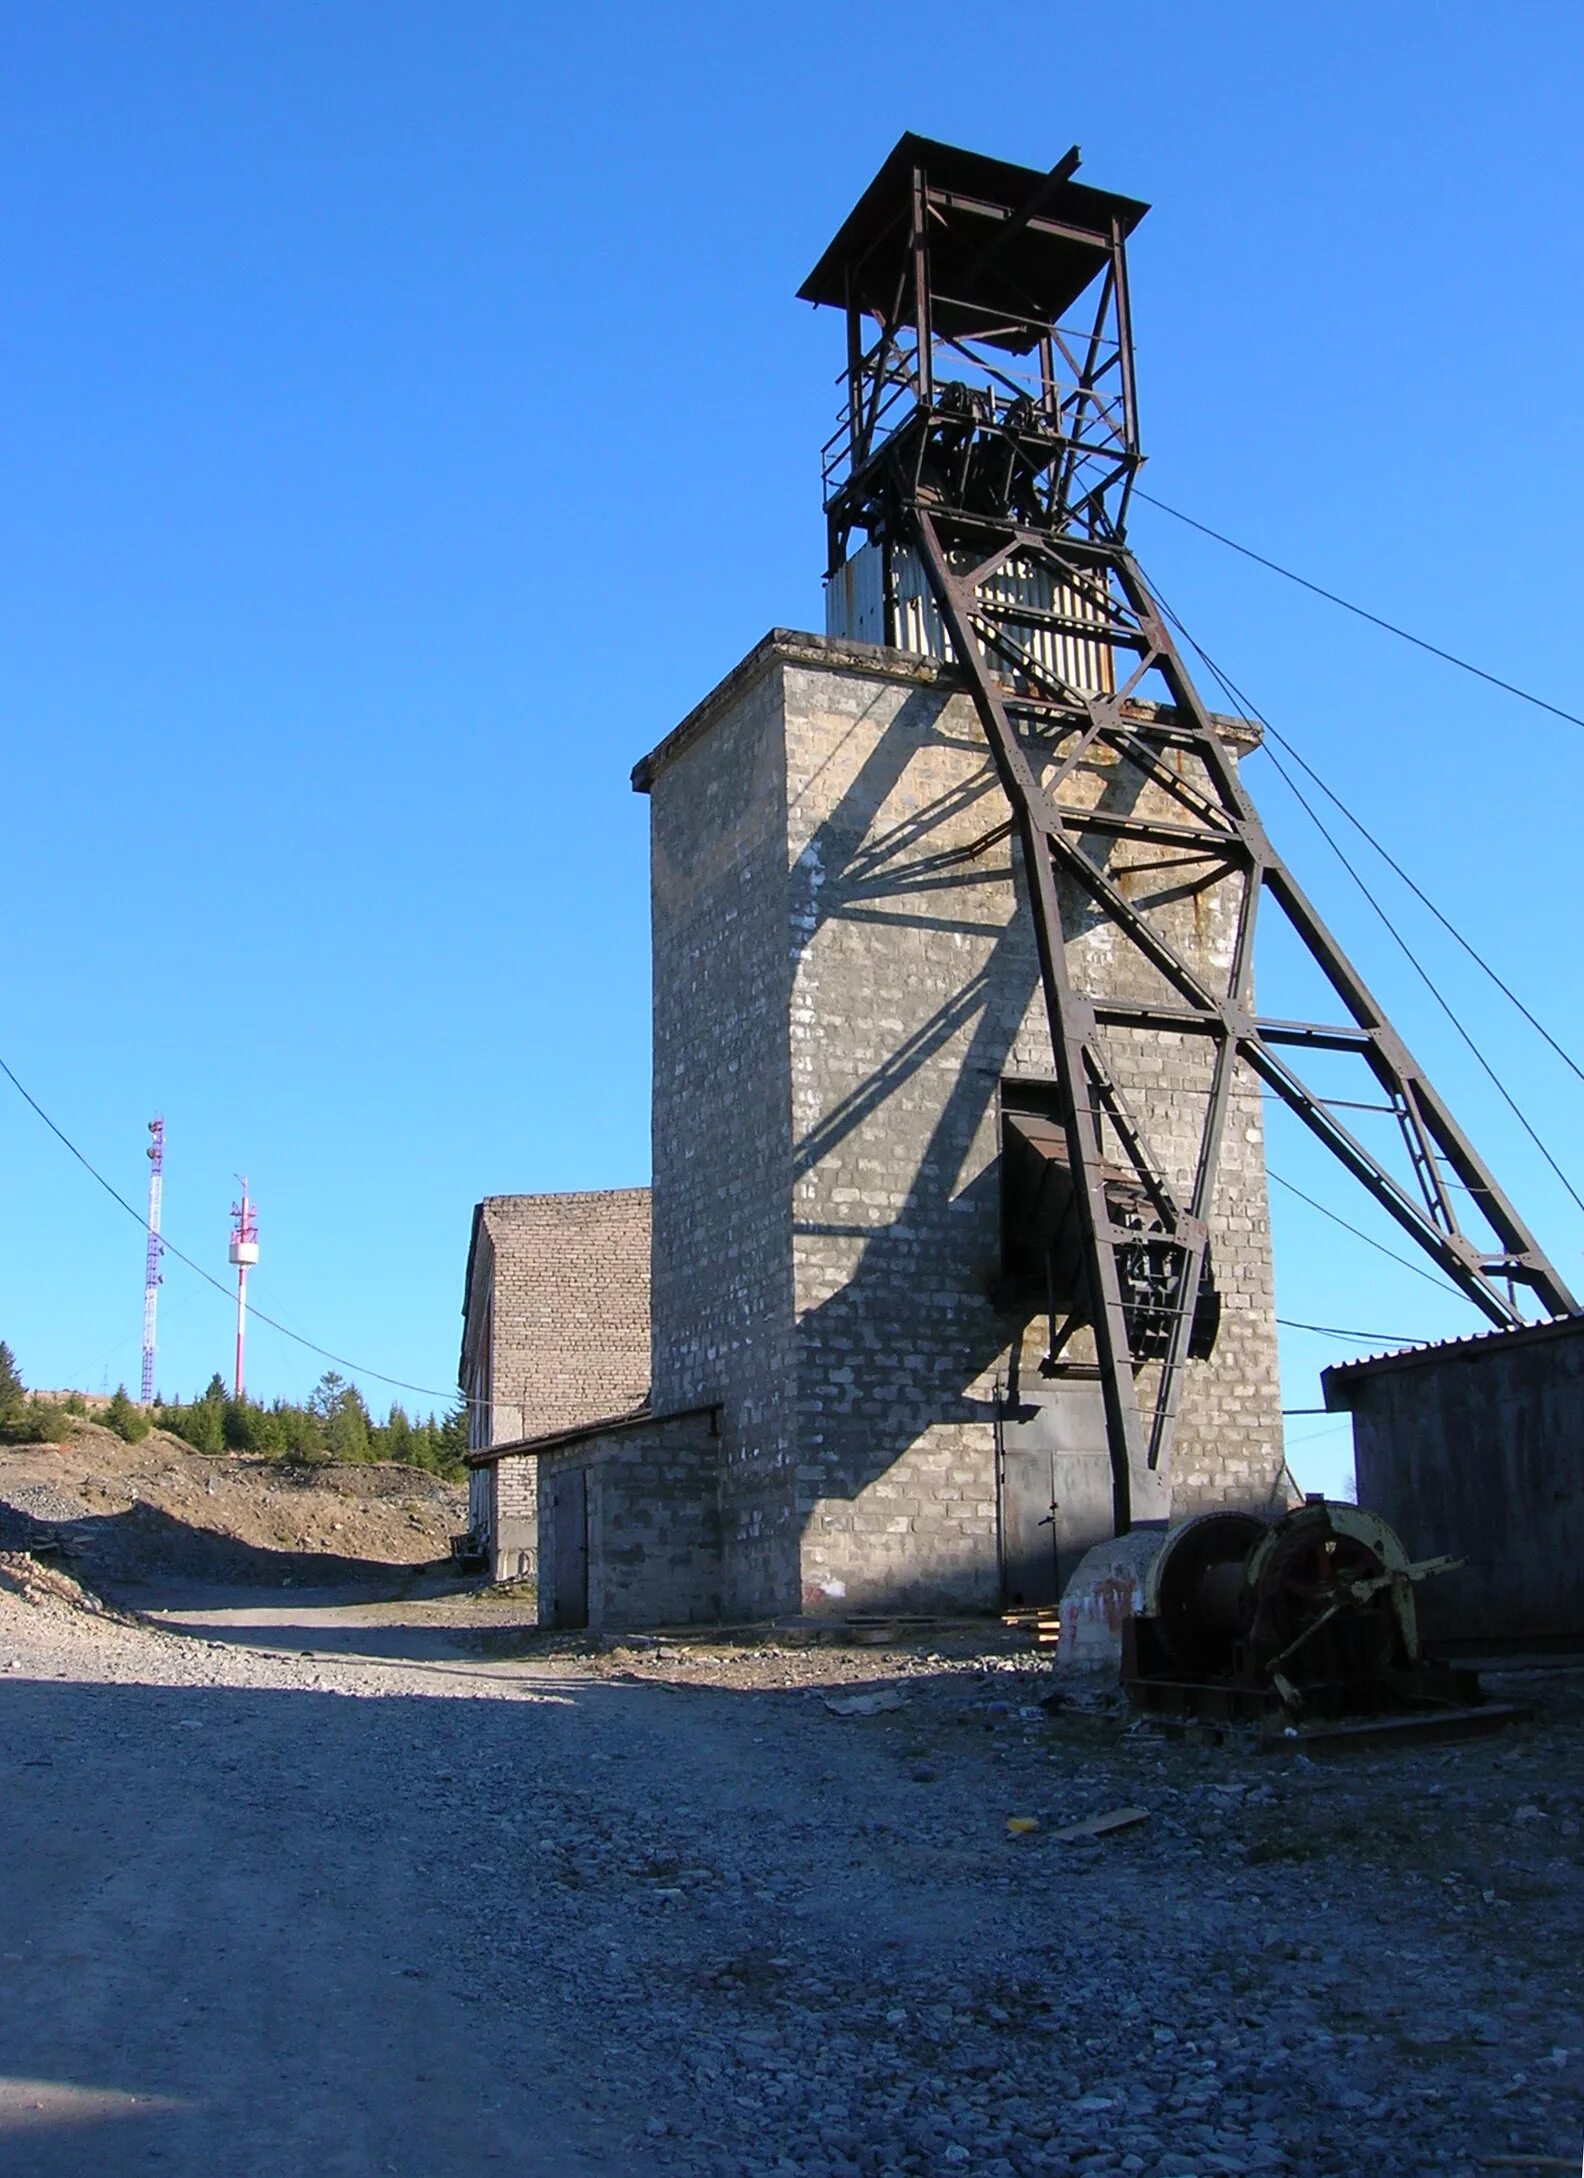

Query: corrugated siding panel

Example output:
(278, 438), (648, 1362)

(825, 541), (1113, 698)
(895, 546), (1114, 698)
(823, 542), (887, 646)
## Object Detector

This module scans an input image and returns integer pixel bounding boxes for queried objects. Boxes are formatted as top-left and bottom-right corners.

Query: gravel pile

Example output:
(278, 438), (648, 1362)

(0, 1479), (93, 1523)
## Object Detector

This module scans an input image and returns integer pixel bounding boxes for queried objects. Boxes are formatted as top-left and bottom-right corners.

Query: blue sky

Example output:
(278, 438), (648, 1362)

(1, 3), (1580, 1494)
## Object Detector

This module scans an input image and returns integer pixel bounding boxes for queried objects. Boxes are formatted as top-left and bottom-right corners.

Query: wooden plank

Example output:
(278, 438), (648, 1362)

(1266, 1704), (1530, 1758)
(1051, 1806), (1148, 1842)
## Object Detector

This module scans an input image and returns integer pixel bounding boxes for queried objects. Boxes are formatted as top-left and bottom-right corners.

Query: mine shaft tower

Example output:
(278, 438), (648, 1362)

(801, 134), (1576, 1535)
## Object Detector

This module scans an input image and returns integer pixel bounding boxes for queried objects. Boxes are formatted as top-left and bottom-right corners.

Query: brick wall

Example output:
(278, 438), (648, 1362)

(780, 650), (1043, 1610)
(532, 1411), (722, 1631)
(639, 631), (1284, 1617)
(459, 1189), (651, 1587)
(468, 1190), (650, 1444)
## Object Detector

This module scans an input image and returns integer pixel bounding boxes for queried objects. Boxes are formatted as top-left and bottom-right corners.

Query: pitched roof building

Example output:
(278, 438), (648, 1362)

(459, 1189), (650, 1580)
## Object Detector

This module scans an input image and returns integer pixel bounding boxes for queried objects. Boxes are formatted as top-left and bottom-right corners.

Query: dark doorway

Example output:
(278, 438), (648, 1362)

(997, 1380), (1113, 1607)
(550, 1469), (588, 1630)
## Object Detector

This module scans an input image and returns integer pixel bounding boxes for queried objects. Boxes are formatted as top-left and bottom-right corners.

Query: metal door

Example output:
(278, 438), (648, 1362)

(550, 1468), (588, 1630)
(997, 1381), (1114, 1607)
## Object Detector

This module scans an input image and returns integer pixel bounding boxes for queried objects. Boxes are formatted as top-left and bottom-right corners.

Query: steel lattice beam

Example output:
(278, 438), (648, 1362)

(803, 135), (1578, 1527)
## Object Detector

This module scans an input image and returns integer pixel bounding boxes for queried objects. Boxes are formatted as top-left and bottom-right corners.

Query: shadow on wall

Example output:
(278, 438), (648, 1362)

(784, 693), (1036, 1604)
(780, 683), (1222, 1606)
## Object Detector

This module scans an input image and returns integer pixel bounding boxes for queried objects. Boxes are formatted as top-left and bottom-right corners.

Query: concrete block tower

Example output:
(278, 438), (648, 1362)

(634, 630), (1285, 1619)
(469, 132), (1573, 1633)
(627, 129), (1571, 1627)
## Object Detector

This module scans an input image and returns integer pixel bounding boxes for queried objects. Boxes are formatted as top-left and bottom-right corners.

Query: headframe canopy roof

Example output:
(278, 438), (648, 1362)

(798, 132), (1150, 355)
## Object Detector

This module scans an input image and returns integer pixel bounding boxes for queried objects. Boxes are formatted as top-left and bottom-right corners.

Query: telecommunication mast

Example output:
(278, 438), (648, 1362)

(140, 1116), (165, 1405)
(228, 1181), (259, 1401)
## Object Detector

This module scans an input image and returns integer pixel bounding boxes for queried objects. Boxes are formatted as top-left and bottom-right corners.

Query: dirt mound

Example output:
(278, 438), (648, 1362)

(0, 1550), (143, 1628)
(0, 1425), (465, 1589)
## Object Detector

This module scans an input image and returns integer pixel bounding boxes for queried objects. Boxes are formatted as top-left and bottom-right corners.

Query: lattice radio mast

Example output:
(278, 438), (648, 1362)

(140, 1116), (165, 1405)
(803, 135), (1577, 1537)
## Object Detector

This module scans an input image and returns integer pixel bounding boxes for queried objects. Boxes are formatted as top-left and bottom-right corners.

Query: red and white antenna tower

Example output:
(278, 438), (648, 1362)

(140, 1116), (165, 1405)
(228, 1180), (259, 1402)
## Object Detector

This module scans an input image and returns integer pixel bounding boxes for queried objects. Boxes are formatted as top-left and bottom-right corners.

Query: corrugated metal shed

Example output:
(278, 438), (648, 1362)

(1323, 1311), (1584, 1403)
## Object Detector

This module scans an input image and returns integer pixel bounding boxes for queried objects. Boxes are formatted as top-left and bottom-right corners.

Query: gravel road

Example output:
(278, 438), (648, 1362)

(1, 1567), (1580, 2177)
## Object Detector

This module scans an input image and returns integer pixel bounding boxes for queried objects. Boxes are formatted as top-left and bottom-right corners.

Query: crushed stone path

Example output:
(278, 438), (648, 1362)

(1, 1577), (1581, 2178)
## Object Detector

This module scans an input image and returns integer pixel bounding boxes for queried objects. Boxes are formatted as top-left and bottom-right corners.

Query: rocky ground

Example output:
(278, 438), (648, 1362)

(0, 1560), (1579, 2177)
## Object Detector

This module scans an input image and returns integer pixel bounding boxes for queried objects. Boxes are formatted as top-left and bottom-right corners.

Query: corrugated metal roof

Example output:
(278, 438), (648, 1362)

(798, 134), (1148, 351)
(464, 1402), (719, 1468)
(1322, 1310), (1584, 1399)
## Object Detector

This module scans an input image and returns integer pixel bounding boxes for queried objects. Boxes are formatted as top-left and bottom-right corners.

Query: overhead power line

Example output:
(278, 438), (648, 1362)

(1257, 733), (1584, 1222)
(1131, 499), (1584, 1084)
(1137, 490), (1584, 736)
(1139, 575), (1584, 1222)
(1267, 1168), (1462, 1295)
(0, 1051), (464, 1410)
(1283, 1415), (1355, 1449)
(14, 499), (1572, 1413)
(1276, 1317), (1419, 1346)
(1124, 520), (1584, 1089)
(1258, 725), (1584, 1090)
(7, 1047), (1438, 1399)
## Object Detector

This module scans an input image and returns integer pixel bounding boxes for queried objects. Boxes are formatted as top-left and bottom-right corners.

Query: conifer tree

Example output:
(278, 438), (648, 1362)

(103, 1385), (151, 1443)
(170, 1396), (224, 1454)
(311, 1372), (372, 1462)
(439, 1400), (469, 1473)
(0, 1342), (24, 1427)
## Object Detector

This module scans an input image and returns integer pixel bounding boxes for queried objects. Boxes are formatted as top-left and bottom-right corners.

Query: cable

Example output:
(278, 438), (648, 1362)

(1283, 1415), (1355, 1450)
(1140, 577), (1584, 1221)
(1267, 1169), (1463, 1295)
(5, 1052), (1441, 1396)
(1260, 733), (1584, 1089)
(1276, 1317), (1420, 1345)
(1134, 500), (1584, 1085)
(0, 1051), (466, 1410)
(1099, 548), (1584, 1093)
(1136, 490), (1584, 735)
(1259, 736), (1584, 1222)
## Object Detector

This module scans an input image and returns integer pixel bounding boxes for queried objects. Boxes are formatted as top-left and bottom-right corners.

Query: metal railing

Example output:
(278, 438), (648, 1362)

(820, 325), (1130, 505)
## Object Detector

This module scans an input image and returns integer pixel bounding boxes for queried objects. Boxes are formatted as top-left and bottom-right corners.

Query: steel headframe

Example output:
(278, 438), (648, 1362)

(806, 136), (1577, 1534)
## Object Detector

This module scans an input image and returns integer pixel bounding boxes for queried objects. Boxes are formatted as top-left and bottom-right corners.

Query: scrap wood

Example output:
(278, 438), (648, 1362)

(1002, 1607), (1060, 1648)
(1050, 1806), (1149, 1843)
